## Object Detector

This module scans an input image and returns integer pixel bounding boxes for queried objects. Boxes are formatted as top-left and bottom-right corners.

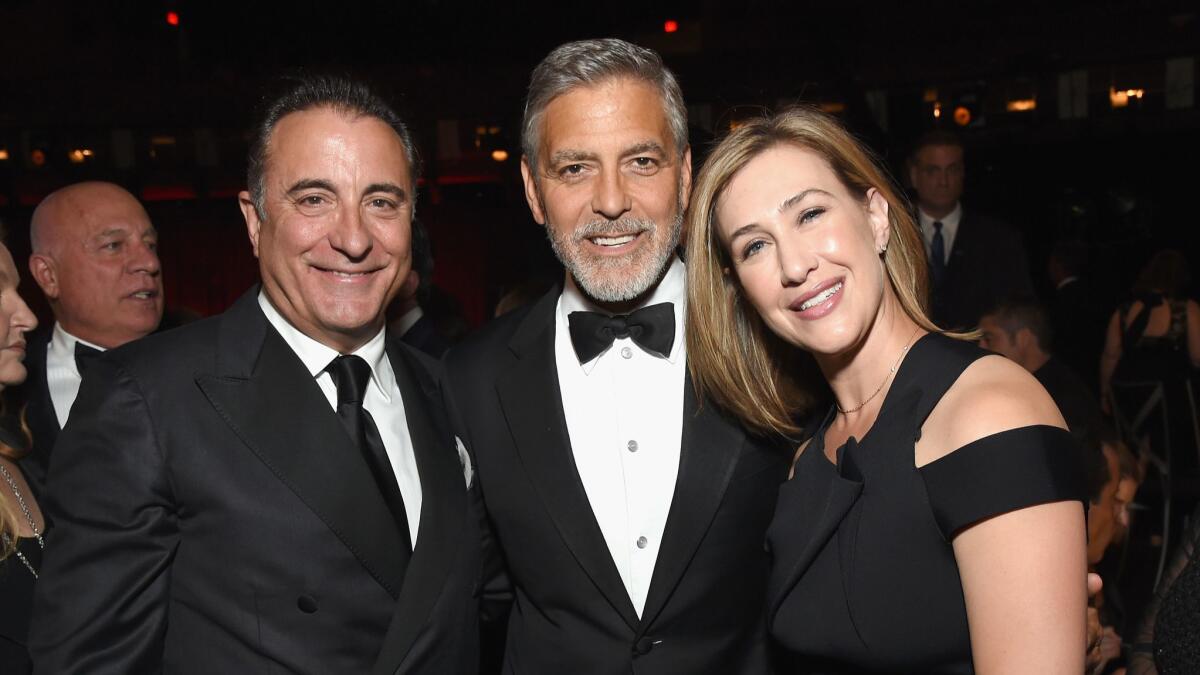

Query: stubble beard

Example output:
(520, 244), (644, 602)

(546, 203), (684, 305)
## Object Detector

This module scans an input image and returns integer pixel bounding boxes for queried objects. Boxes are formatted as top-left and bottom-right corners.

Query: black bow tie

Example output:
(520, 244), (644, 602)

(74, 342), (102, 372)
(567, 302), (675, 364)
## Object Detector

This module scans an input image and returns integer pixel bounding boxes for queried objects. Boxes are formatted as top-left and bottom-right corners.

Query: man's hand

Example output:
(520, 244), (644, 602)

(1086, 573), (1104, 674)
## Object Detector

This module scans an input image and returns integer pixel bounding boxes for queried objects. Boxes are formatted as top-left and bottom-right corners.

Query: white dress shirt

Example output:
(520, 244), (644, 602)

(46, 323), (107, 427)
(259, 293), (422, 546)
(918, 202), (963, 265)
(554, 257), (687, 617)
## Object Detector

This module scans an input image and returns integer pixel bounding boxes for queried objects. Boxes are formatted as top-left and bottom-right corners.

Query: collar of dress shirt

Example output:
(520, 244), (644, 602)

(918, 201), (963, 245)
(558, 255), (687, 373)
(257, 291), (392, 402)
(51, 322), (107, 366)
(1056, 276), (1079, 291)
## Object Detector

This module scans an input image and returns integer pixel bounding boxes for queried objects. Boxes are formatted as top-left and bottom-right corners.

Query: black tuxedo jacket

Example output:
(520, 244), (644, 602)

(9, 327), (59, 497)
(29, 289), (480, 674)
(931, 209), (1034, 331)
(445, 289), (788, 675)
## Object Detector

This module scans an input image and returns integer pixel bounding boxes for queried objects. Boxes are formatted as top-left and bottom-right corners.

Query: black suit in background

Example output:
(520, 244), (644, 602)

(445, 289), (788, 675)
(7, 327), (59, 497)
(930, 210), (1035, 331)
(1051, 277), (1104, 389)
(1034, 356), (1104, 439)
(401, 313), (451, 358)
(29, 289), (480, 675)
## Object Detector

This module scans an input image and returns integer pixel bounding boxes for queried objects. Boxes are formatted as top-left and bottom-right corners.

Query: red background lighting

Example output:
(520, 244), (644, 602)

(663, 20), (678, 33)
(166, 11), (180, 26)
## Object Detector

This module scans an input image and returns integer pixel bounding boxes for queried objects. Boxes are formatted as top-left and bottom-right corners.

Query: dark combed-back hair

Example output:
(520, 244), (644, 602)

(246, 73), (422, 218)
(985, 298), (1054, 352)
(910, 129), (965, 159)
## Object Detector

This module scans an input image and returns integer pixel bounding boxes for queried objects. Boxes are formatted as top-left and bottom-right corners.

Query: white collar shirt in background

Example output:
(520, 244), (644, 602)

(259, 292), (422, 546)
(553, 257), (687, 617)
(46, 323), (107, 427)
(918, 201), (963, 266)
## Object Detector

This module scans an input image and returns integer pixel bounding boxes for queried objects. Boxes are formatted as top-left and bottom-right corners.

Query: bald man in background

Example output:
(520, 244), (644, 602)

(16, 181), (163, 492)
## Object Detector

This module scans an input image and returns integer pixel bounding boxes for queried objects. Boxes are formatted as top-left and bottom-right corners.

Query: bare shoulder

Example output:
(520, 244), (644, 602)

(916, 354), (1066, 467)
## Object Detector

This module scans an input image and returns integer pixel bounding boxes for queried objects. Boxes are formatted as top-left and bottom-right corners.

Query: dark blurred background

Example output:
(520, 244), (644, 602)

(1, 0), (1197, 326)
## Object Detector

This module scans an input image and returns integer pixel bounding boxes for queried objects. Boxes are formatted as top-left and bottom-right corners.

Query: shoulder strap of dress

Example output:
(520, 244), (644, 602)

(901, 333), (992, 430)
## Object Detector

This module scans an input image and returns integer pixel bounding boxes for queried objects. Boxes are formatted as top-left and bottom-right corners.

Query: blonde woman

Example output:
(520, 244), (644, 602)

(0, 240), (41, 673)
(685, 108), (1088, 673)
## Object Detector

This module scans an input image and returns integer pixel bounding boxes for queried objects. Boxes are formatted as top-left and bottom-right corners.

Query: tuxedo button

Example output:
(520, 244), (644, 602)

(620, 346), (633, 359)
(633, 637), (656, 655)
(297, 595), (318, 614)
(636, 536), (648, 549)
(627, 440), (638, 452)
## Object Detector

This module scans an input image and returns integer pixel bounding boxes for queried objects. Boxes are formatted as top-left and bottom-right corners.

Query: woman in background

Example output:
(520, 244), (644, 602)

(685, 108), (1087, 673)
(0, 240), (43, 674)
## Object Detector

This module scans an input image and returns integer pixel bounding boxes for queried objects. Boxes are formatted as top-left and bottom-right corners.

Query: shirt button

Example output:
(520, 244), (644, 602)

(627, 440), (638, 453)
(636, 536), (648, 549)
(620, 346), (633, 359)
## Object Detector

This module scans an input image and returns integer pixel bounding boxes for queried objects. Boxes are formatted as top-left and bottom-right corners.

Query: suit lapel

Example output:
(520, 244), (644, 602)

(497, 291), (640, 631)
(637, 377), (744, 630)
(373, 341), (465, 673)
(195, 290), (409, 598)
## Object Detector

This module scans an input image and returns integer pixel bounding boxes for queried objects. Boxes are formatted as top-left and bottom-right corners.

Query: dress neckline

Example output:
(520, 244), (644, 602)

(805, 331), (937, 470)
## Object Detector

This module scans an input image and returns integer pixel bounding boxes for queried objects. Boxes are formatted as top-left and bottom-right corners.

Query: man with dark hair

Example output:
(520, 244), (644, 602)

(909, 131), (1034, 329)
(979, 299), (1103, 437)
(387, 218), (451, 357)
(30, 75), (480, 674)
(445, 38), (786, 674)
(17, 182), (163, 493)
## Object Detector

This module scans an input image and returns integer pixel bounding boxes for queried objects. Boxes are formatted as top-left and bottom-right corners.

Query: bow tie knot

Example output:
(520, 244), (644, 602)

(568, 302), (676, 364)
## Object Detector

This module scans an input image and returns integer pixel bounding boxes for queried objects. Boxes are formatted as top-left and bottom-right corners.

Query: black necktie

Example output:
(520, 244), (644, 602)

(326, 355), (413, 559)
(929, 221), (947, 288)
(567, 302), (675, 364)
(74, 342), (102, 373)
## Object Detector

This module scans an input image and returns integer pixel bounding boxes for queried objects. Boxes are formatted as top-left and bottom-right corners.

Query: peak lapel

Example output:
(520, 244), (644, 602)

(195, 292), (409, 599)
(497, 294), (640, 631)
(638, 376), (743, 630)
(373, 340), (466, 673)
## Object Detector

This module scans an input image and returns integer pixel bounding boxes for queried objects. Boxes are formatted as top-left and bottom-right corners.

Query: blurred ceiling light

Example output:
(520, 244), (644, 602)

(819, 101), (847, 114)
(1006, 98), (1037, 112)
(923, 88), (939, 103)
(491, 149), (509, 162)
(953, 106), (972, 126)
(1109, 87), (1144, 108)
(30, 149), (46, 167)
(166, 11), (180, 26)
(933, 102), (942, 119)
(81, 149), (94, 157)
(151, 135), (177, 146)
(0, 149), (8, 161)
(68, 149), (86, 164)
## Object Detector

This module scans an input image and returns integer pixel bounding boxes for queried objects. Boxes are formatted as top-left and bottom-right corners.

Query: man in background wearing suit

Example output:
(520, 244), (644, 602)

(909, 131), (1034, 330)
(30, 76), (480, 674)
(388, 219), (451, 357)
(15, 182), (163, 493)
(445, 39), (787, 674)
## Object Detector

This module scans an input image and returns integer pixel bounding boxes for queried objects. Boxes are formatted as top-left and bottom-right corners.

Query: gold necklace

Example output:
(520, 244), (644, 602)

(836, 329), (922, 415)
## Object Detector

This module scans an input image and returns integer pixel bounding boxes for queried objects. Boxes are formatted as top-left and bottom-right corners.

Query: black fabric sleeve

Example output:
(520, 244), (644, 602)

(919, 425), (1086, 539)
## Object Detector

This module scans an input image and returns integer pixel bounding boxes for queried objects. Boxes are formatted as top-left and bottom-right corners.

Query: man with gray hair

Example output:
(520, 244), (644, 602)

(446, 38), (787, 674)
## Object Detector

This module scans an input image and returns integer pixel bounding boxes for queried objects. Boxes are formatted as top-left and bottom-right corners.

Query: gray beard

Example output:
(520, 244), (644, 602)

(547, 210), (683, 304)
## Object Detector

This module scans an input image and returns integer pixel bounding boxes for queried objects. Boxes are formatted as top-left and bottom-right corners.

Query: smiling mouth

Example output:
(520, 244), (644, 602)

(797, 282), (843, 311)
(129, 290), (158, 300)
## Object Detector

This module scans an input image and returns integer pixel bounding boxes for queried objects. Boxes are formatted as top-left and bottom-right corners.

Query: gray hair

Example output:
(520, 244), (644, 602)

(521, 38), (688, 172)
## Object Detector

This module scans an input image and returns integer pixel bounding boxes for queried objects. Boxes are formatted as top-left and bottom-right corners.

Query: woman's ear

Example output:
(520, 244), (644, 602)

(865, 187), (891, 253)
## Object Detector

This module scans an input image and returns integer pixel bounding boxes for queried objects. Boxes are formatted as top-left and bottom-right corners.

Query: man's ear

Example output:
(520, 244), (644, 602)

(28, 254), (59, 300)
(238, 190), (263, 259)
(679, 145), (694, 211)
(520, 156), (547, 225)
(1016, 327), (1037, 352)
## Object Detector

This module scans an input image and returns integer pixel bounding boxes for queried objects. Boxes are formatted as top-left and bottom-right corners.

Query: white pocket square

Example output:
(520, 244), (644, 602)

(455, 436), (474, 489)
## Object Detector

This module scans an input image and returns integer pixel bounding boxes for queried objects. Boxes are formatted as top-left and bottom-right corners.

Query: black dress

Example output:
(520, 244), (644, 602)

(1, 423), (41, 675)
(767, 333), (1085, 674)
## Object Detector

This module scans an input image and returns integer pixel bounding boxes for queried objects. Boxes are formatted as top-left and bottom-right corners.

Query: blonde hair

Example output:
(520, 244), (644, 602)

(686, 107), (944, 437)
